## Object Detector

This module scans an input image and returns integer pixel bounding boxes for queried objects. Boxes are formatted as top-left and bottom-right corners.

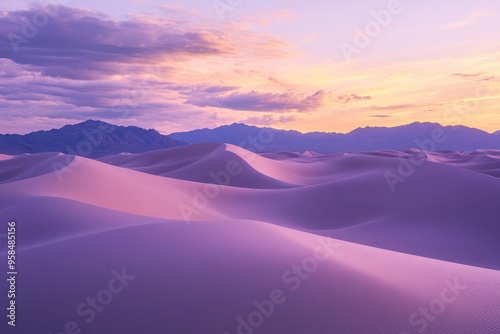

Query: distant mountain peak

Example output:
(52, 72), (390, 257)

(0, 120), (187, 158)
(65, 119), (110, 127)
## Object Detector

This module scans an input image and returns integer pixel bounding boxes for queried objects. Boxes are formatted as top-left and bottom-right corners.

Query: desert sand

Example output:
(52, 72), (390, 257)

(1, 144), (499, 333)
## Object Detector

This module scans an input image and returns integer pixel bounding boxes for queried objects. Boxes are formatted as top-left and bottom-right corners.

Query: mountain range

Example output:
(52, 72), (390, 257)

(0, 120), (186, 158)
(1, 120), (499, 157)
(170, 122), (500, 153)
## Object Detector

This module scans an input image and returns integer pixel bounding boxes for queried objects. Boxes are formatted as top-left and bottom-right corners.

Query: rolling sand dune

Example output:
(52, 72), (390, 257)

(0, 152), (75, 184)
(1, 144), (499, 333)
(100, 143), (297, 188)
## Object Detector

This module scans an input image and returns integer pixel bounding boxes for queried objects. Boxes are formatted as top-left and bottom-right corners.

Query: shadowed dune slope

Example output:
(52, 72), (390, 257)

(2, 214), (500, 334)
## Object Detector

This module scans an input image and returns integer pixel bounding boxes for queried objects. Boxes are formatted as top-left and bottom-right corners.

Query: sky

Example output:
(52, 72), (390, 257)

(0, 0), (499, 134)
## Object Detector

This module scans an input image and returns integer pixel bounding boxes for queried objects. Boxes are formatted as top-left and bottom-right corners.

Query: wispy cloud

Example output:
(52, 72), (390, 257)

(242, 114), (298, 126)
(441, 11), (494, 29)
(301, 33), (318, 44)
(369, 104), (416, 111)
(452, 73), (495, 82)
(452, 73), (485, 79)
(336, 94), (372, 104)
(187, 90), (328, 113)
(243, 10), (302, 26)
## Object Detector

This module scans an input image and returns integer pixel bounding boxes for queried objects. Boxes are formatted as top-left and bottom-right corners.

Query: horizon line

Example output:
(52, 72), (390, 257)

(2, 119), (499, 137)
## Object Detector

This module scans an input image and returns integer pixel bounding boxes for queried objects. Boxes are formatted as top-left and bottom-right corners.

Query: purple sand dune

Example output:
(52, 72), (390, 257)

(1, 144), (500, 333)
(100, 143), (296, 189)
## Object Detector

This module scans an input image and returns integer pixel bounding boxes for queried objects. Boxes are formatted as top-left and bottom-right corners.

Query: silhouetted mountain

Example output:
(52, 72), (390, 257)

(170, 122), (500, 153)
(0, 120), (187, 158)
(2, 121), (499, 157)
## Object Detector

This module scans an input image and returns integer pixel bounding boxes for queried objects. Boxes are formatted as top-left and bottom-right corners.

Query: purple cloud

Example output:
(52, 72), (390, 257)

(370, 104), (416, 111)
(243, 114), (298, 126)
(171, 84), (240, 95)
(187, 90), (327, 112)
(0, 5), (231, 80)
(199, 85), (240, 94)
(336, 94), (372, 103)
(0, 5), (304, 133)
(370, 114), (392, 118)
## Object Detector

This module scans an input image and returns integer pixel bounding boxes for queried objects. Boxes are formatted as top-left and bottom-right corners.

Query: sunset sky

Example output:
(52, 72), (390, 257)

(0, 0), (499, 134)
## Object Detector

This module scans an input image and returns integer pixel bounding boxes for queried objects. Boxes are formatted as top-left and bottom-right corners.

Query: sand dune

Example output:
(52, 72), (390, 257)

(100, 143), (297, 188)
(98, 145), (500, 269)
(0, 152), (76, 184)
(1, 144), (499, 333)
